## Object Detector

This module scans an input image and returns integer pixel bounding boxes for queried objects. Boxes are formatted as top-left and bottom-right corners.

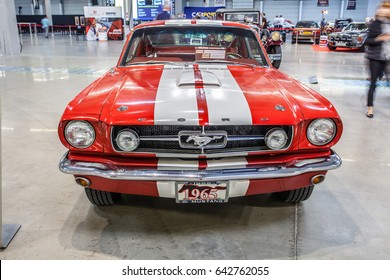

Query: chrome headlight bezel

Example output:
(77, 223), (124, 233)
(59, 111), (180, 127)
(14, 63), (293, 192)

(307, 118), (337, 146)
(265, 128), (288, 150)
(115, 129), (140, 152)
(65, 120), (95, 149)
(271, 31), (281, 42)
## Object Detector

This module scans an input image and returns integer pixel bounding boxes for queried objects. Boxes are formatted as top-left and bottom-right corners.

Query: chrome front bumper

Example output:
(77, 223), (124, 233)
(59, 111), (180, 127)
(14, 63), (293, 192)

(59, 151), (342, 181)
(328, 40), (364, 48)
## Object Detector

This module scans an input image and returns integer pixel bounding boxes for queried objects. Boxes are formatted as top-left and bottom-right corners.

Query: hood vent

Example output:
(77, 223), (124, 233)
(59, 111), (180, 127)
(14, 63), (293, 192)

(177, 70), (221, 88)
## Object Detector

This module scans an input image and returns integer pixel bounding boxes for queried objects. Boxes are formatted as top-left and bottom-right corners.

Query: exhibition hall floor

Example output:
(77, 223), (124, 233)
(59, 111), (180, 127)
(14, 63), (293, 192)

(1, 34), (389, 260)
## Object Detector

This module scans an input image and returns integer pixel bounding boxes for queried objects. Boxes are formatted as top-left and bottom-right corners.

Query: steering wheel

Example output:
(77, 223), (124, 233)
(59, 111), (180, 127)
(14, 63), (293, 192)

(226, 52), (243, 59)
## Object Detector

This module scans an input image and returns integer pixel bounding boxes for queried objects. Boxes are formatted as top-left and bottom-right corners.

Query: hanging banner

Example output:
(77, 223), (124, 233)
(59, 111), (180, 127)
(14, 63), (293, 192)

(133, 0), (163, 20)
(32, 0), (40, 9)
(84, 6), (123, 40)
(346, 0), (356, 10)
(317, 0), (329, 7)
(214, 0), (225, 6)
(184, 6), (223, 20)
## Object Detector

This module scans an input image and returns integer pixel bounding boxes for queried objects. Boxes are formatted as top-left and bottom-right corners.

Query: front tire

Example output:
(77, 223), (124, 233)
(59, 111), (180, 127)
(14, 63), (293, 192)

(327, 45), (336, 51)
(85, 188), (121, 206)
(268, 45), (282, 69)
(276, 186), (314, 203)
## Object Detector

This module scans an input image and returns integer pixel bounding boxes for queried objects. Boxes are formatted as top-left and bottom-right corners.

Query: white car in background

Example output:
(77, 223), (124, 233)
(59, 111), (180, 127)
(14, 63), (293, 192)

(269, 20), (295, 32)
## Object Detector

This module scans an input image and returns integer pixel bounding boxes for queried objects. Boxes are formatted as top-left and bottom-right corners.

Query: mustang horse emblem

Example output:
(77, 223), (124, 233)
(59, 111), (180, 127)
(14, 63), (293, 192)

(186, 135), (223, 147)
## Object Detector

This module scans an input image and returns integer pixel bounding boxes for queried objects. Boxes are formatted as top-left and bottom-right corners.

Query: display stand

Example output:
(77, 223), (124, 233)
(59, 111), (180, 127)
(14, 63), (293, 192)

(1, 224), (21, 248)
(1, 94), (21, 249)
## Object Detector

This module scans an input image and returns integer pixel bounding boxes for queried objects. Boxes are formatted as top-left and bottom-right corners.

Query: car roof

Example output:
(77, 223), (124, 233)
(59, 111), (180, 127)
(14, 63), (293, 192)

(133, 20), (253, 31)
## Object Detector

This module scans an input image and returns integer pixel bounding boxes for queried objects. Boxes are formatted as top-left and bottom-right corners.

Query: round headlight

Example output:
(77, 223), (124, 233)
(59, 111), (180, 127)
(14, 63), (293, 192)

(307, 118), (336, 146)
(65, 121), (95, 148)
(271, 31), (281, 41)
(265, 128), (288, 150)
(115, 129), (139, 152)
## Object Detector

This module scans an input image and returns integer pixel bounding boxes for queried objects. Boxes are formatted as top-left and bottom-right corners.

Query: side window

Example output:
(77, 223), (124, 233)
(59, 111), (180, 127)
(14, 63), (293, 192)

(246, 36), (264, 64)
(124, 34), (142, 63)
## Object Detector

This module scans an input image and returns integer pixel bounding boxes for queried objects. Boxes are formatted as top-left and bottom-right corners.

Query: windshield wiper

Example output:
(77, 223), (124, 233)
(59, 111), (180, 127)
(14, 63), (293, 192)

(193, 59), (260, 68)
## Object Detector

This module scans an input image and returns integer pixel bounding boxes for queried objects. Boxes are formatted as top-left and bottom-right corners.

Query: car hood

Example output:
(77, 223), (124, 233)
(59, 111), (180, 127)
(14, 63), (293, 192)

(65, 64), (336, 126)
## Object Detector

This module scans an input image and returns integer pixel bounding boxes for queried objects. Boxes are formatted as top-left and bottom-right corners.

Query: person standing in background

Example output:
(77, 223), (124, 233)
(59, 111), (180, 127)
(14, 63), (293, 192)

(365, 2), (390, 118)
(155, 2), (171, 20)
(273, 15), (279, 27)
(278, 15), (285, 28)
(261, 12), (268, 29)
(41, 15), (50, 38)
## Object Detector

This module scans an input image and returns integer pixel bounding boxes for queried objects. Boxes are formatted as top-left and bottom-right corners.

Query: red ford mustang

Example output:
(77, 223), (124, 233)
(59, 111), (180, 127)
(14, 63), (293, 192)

(58, 20), (342, 205)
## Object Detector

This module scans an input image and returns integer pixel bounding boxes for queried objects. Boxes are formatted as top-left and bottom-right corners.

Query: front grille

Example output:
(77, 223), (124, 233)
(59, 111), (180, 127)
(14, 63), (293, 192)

(111, 125), (293, 156)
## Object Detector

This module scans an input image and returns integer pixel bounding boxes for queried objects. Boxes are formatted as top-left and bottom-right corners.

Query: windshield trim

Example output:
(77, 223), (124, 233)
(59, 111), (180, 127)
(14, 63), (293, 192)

(118, 25), (269, 68)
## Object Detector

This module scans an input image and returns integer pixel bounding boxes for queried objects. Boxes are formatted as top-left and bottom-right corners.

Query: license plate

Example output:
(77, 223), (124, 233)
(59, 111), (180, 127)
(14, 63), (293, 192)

(336, 42), (347, 46)
(302, 31), (312, 35)
(176, 181), (229, 203)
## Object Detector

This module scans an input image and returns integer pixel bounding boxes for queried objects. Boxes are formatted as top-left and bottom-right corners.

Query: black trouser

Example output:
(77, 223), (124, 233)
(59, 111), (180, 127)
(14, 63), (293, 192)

(367, 59), (388, 107)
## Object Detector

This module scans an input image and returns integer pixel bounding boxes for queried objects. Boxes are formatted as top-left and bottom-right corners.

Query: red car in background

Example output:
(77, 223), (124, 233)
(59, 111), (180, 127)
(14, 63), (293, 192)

(292, 20), (321, 44)
(58, 20), (342, 206)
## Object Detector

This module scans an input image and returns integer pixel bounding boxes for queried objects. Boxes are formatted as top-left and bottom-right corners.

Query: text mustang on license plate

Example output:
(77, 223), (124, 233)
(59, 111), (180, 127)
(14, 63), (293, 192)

(176, 181), (229, 203)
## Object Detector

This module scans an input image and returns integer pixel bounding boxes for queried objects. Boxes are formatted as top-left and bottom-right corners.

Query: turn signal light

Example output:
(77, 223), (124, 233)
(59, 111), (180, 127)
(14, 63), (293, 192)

(311, 174), (325, 185)
(75, 177), (91, 187)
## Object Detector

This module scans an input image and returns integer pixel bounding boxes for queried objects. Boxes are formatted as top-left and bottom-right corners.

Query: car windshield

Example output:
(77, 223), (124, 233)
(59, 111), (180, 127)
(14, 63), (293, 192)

(224, 13), (259, 22)
(121, 24), (267, 67)
(296, 21), (318, 28)
(335, 20), (352, 29)
(343, 23), (367, 31)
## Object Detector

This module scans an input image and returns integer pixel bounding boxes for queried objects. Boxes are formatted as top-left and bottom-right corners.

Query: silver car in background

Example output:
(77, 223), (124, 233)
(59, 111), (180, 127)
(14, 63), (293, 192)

(327, 22), (368, 51)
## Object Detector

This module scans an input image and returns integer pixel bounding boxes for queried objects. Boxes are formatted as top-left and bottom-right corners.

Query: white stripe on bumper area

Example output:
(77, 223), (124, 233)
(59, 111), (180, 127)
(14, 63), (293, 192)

(229, 180), (250, 197)
(158, 158), (199, 170)
(199, 65), (253, 125)
(156, 181), (176, 198)
(206, 157), (248, 170)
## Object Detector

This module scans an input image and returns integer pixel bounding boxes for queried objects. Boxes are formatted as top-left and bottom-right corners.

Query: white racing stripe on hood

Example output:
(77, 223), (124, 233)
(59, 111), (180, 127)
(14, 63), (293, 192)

(154, 66), (199, 125)
(199, 65), (253, 125)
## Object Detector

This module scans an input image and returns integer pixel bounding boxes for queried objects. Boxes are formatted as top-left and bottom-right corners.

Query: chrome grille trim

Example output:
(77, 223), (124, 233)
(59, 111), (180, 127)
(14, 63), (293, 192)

(111, 125), (293, 157)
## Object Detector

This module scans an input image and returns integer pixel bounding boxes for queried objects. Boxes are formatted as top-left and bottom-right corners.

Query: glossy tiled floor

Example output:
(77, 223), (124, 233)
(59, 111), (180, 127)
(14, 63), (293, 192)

(1, 34), (389, 260)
